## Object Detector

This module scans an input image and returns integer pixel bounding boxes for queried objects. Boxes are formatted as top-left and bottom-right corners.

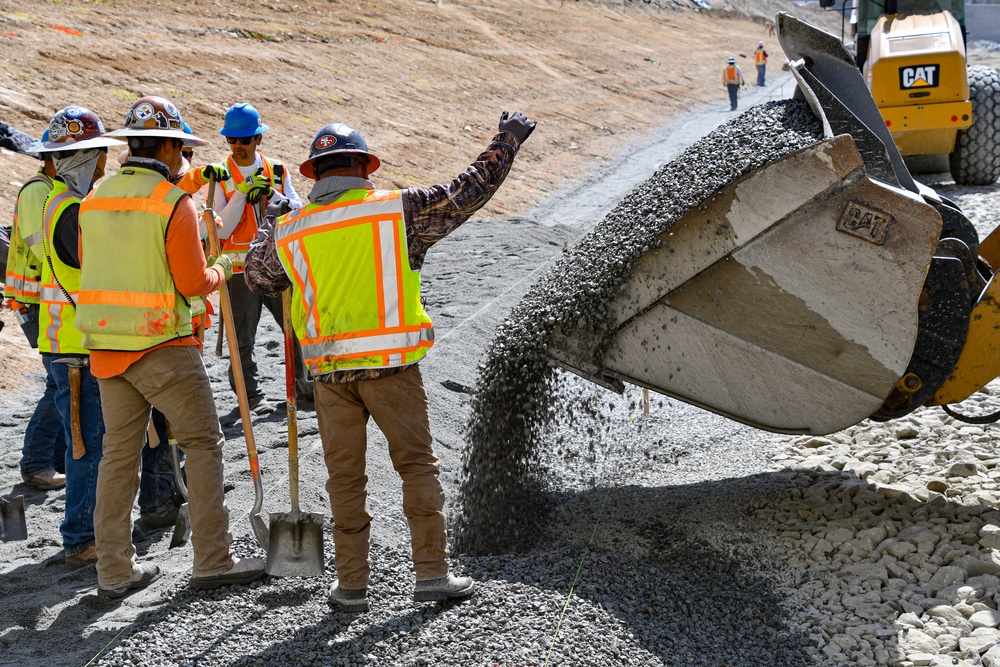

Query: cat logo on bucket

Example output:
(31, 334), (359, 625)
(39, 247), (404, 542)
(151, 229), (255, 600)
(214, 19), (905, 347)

(899, 64), (940, 90)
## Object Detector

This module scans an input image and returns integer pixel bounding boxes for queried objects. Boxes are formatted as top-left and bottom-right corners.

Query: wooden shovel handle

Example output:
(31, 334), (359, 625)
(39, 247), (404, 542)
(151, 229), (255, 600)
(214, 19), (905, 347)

(68, 367), (85, 460)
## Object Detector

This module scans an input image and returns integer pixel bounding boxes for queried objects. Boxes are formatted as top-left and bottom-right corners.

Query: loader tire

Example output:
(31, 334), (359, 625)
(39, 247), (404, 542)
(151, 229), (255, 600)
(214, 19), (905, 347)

(949, 65), (1000, 186)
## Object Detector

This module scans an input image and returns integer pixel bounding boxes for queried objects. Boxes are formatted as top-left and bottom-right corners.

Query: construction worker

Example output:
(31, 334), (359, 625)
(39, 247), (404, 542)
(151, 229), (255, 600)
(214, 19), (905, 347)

(723, 56), (746, 111)
(755, 41), (768, 87)
(244, 111), (536, 612)
(32, 106), (126, 567)
(77, 96), (265, 598)
(4, 130), (68, 491)
(208, 102), (308, 415)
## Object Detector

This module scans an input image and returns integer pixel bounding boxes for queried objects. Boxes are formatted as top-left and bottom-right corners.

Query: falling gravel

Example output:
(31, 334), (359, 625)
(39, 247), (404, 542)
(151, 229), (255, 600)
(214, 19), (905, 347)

(456, 99), (825, 555)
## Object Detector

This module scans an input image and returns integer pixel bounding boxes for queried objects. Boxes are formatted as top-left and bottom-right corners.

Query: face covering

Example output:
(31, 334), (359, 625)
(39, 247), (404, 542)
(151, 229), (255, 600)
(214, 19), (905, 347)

(53, 148), (103, 197)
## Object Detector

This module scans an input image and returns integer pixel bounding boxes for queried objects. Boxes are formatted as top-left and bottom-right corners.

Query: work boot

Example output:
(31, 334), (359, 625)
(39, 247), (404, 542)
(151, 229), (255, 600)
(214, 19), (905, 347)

(139, 502), (179, 531)
(413, 573), (475, 603)
(329, 580), (369, 612)
(248, 395), (277, 415)
(98, 562), (160, 599)
(65, 544), (97, 568)
(22, 468), (66, 490)
(190, 556), (266, 590)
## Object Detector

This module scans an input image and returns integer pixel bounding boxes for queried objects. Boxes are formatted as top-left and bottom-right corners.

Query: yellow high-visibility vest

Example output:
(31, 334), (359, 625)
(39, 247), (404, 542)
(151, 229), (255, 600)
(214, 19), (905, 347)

(274, 188), (434, 375)
(77, 166), (192, 350)
(5, 171), (53, 304)
(755, 48), (767, 66)
(38, 180), (86, 354)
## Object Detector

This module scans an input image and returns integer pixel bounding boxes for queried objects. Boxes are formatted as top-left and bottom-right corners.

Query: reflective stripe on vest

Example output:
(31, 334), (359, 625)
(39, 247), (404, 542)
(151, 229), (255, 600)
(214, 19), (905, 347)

(724, 66), (741, 85)
(274, 189), (434, 375)
(218, 155), (285, 273)
(755, 49), (766, 65)
(77, 167), (192, 350)
(38, 182), (86, 354)
(5, 173), (53, 303)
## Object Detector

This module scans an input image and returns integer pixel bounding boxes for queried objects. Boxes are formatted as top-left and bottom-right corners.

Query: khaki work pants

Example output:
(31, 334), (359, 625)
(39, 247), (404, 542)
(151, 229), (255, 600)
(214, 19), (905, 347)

(316, 364), (448, 589)
(94, 346), (233, 587)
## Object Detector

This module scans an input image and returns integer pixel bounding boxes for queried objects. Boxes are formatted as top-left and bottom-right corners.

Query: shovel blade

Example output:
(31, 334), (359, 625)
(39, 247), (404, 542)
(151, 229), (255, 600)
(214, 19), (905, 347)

(265, 511), (325, 577)
(0, 495), (28, 542)
(169, 503), (190, 549)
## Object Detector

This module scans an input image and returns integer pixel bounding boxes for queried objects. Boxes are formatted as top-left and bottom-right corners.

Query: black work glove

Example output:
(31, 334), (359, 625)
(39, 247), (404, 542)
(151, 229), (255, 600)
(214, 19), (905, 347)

(266, 192), (292, 218)
(499, 111), (536, 145)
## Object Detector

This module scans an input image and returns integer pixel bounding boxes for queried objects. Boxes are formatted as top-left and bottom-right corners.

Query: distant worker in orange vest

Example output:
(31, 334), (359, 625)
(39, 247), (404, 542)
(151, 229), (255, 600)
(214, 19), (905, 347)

(766, 21), (775, 37)
(723, 56), (746, 112)
(208, 102), (308, 416)
(755, 41), (769, 87)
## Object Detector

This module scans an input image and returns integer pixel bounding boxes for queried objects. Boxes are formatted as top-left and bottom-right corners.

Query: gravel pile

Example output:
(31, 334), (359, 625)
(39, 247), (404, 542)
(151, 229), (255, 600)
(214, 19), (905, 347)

(456, 99), (824, 555)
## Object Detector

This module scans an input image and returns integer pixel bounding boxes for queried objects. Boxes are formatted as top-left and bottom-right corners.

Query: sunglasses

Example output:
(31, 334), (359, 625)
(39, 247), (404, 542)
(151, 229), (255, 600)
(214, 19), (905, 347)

(181, 150), (194, 159)
(226, 136), (257, 145)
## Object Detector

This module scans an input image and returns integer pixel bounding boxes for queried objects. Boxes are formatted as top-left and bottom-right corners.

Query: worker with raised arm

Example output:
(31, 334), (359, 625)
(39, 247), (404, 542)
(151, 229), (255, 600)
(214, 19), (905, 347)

(32, 106), (126, 567)
(4, 131), (67, 491)
(77, 96), (265, 598)
(723, 56), (746, 111)
(244, 110), (536, 612)
(207, 102), (309, 414)
(754, 41), (768, 87)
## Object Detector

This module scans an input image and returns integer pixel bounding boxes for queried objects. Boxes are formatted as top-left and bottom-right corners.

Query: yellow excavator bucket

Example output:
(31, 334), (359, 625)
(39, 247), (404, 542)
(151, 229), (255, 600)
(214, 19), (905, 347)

(542, 13), (993, 434)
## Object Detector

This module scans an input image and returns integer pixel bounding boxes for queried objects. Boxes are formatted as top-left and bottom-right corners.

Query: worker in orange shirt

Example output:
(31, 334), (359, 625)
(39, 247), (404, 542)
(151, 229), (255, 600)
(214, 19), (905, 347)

(723, 56), (746, 111)
(77, 96), (265, 598)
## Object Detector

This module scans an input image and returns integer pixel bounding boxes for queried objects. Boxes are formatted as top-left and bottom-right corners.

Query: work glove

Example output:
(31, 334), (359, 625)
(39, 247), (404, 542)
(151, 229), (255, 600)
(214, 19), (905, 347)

(266, 193), (292, 219)
(499, 111), (536, 145)
(202, 164), (231, 183)
(208, 254), (233, 282)
(236, 167), (274, 204)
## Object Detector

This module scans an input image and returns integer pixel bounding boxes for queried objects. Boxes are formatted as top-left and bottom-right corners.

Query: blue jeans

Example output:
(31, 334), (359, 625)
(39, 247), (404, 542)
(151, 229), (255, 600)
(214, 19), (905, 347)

(727, 84), (740, 110)
(138, 409), (180, 514)
(757, 64), (766, 86)
(21, 353), (68, 476)
(50, 355), (104, 556)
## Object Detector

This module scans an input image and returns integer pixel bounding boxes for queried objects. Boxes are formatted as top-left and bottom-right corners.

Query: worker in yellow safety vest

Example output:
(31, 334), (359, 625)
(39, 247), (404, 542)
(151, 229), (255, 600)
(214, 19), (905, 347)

(4, 130), (68, 491)
(32, 106), (125, 568)
(243, 111), (536, 612)
(77, 95), (265, 598)
(208, 102), (308, 415)
(754, 41), (769, 87)
(723, 56), (747, 112)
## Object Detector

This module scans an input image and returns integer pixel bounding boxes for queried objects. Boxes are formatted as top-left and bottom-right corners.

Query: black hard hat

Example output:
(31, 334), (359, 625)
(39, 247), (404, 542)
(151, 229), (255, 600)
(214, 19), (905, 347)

(300, 122), (381, 179)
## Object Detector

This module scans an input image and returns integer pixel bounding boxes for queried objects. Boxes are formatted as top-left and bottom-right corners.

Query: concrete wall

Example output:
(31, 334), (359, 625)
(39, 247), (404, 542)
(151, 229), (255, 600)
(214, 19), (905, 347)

(968, 5), (1000, 43)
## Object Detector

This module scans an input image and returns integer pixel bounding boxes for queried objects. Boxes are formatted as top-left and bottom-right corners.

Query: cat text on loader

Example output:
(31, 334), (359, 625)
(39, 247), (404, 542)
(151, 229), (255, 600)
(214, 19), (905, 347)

(822, 0), (1000, 185)
(544, 13), (1000, 437)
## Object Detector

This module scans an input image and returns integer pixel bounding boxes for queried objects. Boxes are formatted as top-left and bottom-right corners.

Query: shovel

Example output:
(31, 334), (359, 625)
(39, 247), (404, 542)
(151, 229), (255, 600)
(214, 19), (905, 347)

(0, 495), (27, 542)
(168, 434), (190, 548)
(265, 289), (325, 577)
(204, 177), (268, 548)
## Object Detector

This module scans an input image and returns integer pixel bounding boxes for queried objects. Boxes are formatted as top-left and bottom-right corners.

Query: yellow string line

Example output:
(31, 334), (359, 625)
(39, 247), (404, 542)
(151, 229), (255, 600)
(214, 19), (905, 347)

(543, 486), (611, 667)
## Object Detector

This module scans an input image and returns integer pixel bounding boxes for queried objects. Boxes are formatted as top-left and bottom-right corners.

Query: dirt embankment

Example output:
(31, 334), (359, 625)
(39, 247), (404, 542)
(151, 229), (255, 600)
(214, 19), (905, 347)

(0, 0), (836, 390)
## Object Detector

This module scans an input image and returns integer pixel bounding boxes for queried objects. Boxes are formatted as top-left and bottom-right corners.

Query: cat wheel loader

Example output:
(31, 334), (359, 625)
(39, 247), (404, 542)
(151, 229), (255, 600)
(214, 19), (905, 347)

(822, 0), (1000, 185)
(544, 13), (1000, 436)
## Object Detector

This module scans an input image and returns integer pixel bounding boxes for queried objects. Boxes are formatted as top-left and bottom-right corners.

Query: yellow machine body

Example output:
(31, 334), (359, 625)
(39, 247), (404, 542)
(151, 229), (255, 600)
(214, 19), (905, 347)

(866, 12), (971, 156)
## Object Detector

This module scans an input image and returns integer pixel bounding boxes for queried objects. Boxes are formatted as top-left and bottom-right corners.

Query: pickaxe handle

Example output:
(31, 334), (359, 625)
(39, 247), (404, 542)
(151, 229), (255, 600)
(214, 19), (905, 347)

(67, 366), (85, 460)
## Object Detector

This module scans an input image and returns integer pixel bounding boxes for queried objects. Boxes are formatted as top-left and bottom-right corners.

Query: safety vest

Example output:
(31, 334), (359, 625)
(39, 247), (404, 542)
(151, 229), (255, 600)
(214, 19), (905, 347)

(38, 181), (86, 354)
(274, 188), (434, 375)
(755, 48), (767, 66)
(76, 166), (193, 350)
(218, 154), (285, 273)
(724, 65), (742, 85)
(5, 171), (53, 304)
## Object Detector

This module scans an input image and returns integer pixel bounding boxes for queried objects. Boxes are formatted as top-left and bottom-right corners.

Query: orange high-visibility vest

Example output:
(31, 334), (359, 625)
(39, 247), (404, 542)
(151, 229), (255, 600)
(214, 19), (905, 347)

(217, 154), (285, 272)
(755, 48), (767, 66)
(723, 66), (742, 85)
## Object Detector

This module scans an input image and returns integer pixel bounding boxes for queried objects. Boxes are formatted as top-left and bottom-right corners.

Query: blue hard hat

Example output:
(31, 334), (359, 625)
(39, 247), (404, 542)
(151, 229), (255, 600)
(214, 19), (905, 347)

(219, 103), (269, 138)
